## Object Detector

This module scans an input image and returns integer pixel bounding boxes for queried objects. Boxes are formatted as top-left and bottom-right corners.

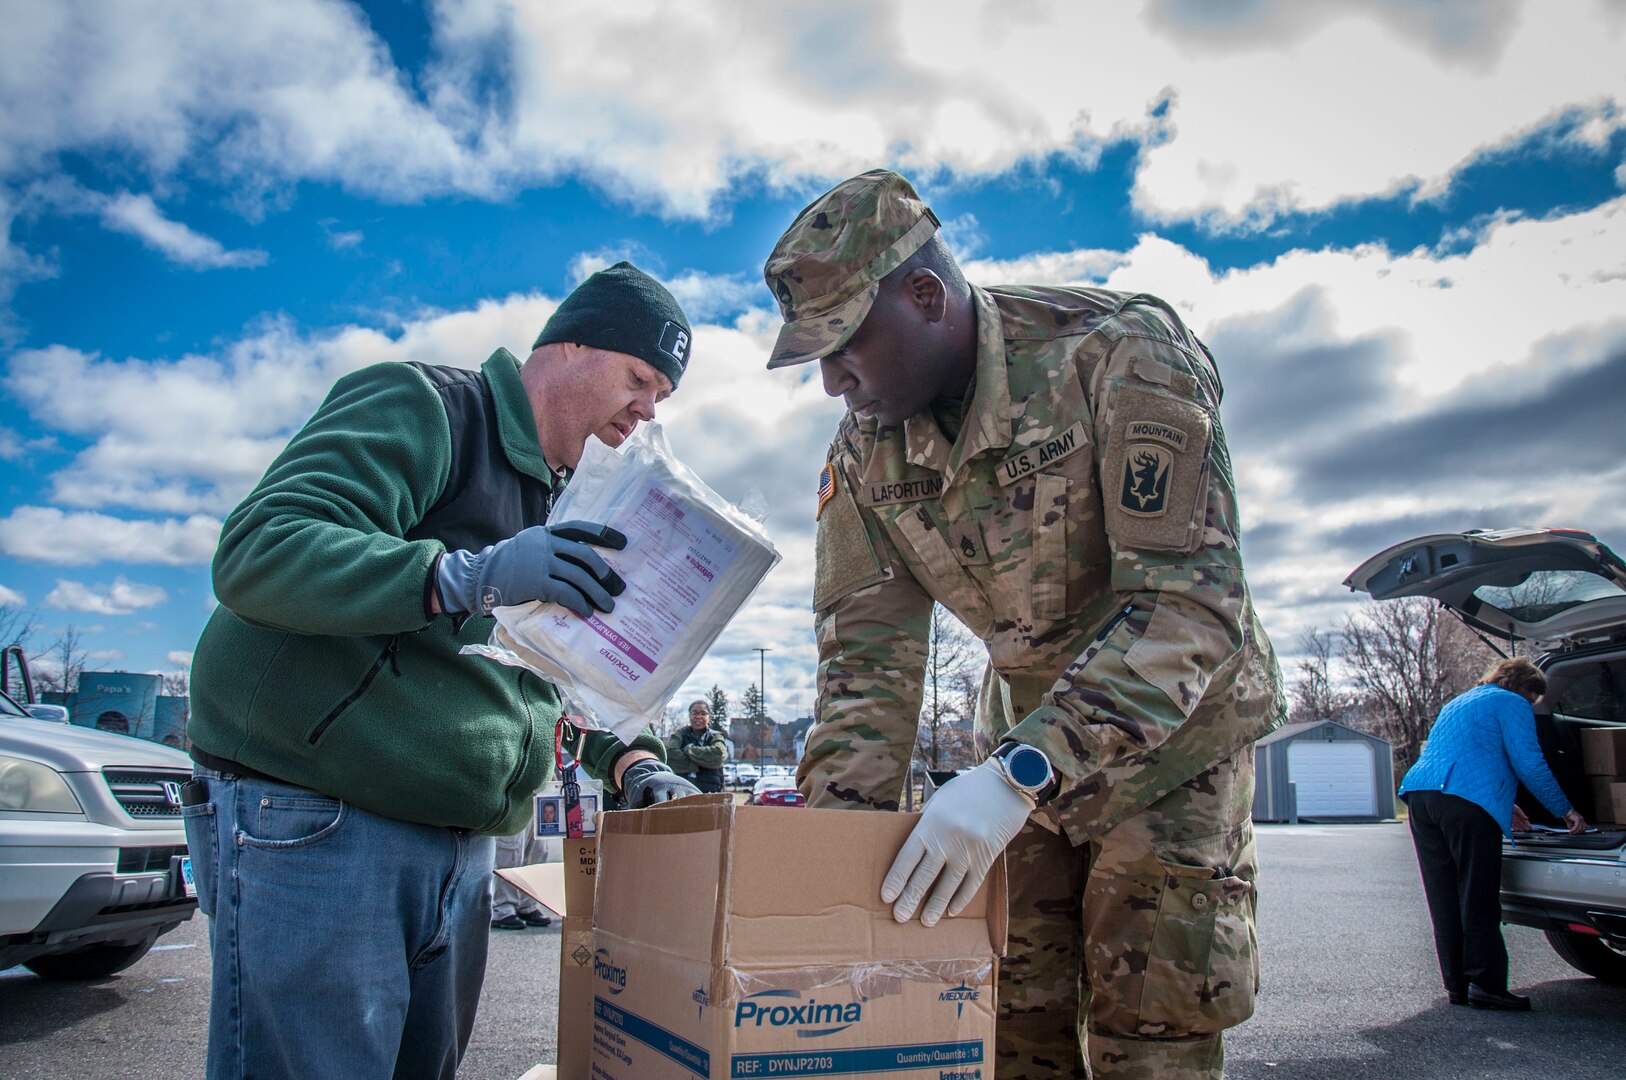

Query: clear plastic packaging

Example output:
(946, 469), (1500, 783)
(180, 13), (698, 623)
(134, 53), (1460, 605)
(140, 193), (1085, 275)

(463, 423), (780, 745)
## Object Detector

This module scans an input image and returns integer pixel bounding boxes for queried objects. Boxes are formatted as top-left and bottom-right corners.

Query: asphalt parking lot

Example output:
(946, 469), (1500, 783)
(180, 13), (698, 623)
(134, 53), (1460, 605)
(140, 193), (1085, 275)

(2, 822), (1622, 1078)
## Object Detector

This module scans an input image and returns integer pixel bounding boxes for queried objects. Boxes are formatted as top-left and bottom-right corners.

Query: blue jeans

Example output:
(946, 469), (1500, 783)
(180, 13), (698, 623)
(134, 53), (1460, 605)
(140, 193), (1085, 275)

(182, 766), (497, 1080)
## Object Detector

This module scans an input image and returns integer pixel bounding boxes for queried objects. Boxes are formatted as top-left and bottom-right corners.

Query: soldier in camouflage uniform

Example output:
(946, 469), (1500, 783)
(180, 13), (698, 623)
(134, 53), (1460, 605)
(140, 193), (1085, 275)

(763, 171), (1285, 1079)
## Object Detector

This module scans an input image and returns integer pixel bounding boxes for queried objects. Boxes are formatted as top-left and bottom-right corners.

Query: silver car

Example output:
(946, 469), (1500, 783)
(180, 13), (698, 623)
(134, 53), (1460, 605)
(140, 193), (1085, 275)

(1, 688), (196, 979)
(1348, 526), (1626, 984)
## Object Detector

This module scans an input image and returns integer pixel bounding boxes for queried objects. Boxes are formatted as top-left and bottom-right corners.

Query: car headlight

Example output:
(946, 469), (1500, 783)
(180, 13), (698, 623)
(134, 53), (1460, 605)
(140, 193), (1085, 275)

(0, 755), (83, 813)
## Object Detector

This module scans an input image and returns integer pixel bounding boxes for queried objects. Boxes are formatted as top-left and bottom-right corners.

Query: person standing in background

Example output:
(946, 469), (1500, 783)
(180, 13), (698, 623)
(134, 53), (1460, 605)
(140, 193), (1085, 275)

(667, 698), (728, 793)
(491, 802), (553, 931)
(1399, 656), (1586, 1011)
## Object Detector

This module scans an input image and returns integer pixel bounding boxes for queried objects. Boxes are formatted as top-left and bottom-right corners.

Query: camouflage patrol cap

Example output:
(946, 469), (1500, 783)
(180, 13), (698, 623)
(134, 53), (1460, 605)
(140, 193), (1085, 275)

(763, 169), (941, 369)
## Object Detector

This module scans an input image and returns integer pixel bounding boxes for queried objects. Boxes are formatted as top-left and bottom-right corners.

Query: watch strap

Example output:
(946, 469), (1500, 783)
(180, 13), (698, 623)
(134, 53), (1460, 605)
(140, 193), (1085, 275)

(992, 741), (1059, 805)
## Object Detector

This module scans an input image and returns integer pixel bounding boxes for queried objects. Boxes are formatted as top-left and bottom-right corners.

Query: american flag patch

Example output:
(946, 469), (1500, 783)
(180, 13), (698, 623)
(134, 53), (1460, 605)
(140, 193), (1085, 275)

(816, 463), (836, 520)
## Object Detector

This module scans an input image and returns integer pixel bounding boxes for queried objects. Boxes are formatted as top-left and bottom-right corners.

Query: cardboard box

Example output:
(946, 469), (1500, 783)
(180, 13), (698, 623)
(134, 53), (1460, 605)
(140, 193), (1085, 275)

(1589, 777), (1626, 824)
(498, 834), (599, 1079)
(1579, 726), (1626, 776)
(587, 795), (1005, 1080)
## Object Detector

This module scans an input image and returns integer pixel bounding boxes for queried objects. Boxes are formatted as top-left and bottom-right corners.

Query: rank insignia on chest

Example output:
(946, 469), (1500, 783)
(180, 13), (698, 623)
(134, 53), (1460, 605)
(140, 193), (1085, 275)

(949, 521), (989, 566)
(816, 463), (835, 520)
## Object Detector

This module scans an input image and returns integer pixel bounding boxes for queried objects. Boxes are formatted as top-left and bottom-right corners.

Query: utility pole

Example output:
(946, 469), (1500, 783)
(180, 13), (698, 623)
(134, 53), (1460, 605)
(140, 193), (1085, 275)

(752, 647), (771, 718)
(753, 646), (771, 766)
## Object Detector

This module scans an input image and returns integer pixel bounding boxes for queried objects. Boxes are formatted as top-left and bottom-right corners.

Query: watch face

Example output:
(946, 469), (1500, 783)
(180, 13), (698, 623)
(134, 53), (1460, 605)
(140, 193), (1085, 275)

(1006, 746), (1050, 789)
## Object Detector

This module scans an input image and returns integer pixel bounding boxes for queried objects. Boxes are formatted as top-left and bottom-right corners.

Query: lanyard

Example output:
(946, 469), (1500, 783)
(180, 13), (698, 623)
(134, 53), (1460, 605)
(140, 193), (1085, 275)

(555, 717), (587, 839)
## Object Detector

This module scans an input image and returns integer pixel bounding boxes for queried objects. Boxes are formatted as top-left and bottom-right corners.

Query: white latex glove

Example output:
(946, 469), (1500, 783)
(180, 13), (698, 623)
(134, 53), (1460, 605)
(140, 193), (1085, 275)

(881, 759), (1034, 927)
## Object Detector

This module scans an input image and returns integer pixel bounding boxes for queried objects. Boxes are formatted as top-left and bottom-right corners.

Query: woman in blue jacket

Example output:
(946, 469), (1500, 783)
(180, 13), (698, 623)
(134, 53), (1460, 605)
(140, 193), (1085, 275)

(1399, 657), (1587, 1011)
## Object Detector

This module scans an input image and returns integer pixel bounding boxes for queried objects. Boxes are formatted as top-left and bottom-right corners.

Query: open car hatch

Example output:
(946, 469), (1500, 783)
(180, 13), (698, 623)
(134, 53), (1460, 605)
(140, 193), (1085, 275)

(1344, 527), (1626, 652)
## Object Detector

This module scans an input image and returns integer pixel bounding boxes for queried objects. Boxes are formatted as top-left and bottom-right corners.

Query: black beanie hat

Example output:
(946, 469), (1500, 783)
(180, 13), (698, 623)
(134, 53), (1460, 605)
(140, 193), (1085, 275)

(533, 261), (692, 389)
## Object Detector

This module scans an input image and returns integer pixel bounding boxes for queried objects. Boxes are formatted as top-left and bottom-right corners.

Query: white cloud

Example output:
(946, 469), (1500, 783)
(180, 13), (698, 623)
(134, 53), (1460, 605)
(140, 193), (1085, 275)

(3, 289), (559, 515)
(320, 219), (364, 250)
(654, 271), (765, 324)
(0, 1), (485, 194)
(565, 249), (765, 322)
(45, 576), (169, 615)
(2, 0), (1621, 229)
(166, 650), (193, 667)
(0, 508), (222, 566)
(968, 196), (1626, 402)
(6, 185), (1624, 697)
(99, 192), (267, 269)
(964, 246), (1129, 288)
(3, 282), (832, 523)
(0, 583), (24, 608)
(0, 187), (55, 340)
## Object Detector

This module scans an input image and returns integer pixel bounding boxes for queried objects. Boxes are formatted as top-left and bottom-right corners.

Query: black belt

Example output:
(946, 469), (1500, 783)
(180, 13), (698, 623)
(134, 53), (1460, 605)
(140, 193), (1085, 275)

(189, 746), (285, 785)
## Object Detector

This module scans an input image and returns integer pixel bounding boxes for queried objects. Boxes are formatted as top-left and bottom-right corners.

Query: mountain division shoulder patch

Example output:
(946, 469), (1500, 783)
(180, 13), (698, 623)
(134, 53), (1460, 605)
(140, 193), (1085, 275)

(1104, 383), (1213, 551)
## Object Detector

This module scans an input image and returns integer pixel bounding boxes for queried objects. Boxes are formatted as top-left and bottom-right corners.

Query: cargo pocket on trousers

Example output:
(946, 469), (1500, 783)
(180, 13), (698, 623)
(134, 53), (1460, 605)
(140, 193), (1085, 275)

(1136, 853), (1257, 1037)
(180, 802), (218, 918)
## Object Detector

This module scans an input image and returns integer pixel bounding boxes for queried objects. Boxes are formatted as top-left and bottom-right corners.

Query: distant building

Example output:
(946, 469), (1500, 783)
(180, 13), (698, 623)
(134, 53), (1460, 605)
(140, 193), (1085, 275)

(42, 670), (189, 748)
(728, 713), (815, 765)
(1253, 719), (1395, 822)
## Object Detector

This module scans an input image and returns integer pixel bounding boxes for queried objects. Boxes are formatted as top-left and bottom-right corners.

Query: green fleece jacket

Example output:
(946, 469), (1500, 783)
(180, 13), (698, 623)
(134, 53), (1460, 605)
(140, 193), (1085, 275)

(188, 351), (661, 835)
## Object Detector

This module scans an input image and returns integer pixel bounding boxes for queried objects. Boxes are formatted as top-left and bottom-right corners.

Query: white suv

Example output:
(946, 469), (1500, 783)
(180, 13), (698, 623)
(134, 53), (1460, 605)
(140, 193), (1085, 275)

(1, 687), (196, 979)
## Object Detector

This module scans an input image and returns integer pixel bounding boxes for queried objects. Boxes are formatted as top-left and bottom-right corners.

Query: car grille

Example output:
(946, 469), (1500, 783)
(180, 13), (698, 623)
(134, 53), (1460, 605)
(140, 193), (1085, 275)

(103, 767), (191, 818)
(117, 844), (189, 873)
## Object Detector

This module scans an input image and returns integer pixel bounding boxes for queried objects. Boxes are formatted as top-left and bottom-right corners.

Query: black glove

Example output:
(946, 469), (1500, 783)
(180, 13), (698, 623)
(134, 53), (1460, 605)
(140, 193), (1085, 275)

(436, 520), (627, 617)
(620, 759), (701, 808)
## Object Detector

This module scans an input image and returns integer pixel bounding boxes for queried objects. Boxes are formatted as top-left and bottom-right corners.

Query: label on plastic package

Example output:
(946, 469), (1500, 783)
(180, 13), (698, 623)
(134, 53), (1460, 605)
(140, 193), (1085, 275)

(573, 478), (741, 686)
(465, 422), (780, 744)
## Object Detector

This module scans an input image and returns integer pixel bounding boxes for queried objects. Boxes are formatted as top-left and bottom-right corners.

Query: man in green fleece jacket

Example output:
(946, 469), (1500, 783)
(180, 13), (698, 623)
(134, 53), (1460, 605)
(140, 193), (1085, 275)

(181, 262), (699, 1080)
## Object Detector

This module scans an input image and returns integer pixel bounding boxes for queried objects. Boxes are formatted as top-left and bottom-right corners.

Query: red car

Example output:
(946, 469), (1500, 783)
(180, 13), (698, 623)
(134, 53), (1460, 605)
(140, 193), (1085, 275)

(745, 778), (806, 807)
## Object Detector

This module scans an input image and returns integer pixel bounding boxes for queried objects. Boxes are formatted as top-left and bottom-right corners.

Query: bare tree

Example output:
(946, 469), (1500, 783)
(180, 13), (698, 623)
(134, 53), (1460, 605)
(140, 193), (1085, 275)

(1337, 598), (1499, 776)
(655, 702), (686, 738)
(157, 669), (192, 747)
(918, 605), (984, 770)
(33, 626), (90, 696)
(1289, 627), (1352, 725)
(0, 606), (37, 649)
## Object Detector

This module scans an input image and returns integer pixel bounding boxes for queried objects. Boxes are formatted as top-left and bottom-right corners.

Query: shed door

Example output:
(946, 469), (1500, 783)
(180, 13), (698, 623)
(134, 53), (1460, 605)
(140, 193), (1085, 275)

(1287, 740), (1376, 816)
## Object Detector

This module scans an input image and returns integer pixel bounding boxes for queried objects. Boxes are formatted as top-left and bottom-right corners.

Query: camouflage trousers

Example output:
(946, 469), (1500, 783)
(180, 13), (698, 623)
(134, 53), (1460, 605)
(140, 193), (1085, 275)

(996, 746), (1259, 1079)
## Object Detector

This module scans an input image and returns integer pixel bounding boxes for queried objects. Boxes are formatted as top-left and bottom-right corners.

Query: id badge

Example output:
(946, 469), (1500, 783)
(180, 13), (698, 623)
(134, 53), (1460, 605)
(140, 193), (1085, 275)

(535, 777), (602, 838)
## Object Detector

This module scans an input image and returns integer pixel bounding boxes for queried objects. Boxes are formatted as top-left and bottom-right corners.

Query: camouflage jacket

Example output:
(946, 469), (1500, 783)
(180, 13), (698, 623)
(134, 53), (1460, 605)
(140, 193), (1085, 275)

(803, 285), (1286, 845)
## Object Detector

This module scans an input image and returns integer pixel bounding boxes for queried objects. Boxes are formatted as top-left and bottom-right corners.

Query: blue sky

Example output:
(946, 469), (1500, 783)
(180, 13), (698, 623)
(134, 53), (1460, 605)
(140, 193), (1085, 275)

(2, 0), (1624, 719)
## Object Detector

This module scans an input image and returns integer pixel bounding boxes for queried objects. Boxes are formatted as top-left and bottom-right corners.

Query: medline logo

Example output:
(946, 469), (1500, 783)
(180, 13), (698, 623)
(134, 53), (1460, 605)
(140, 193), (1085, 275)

(734, 989), (863, 1036)
(939, 983), (980, 1019)
(593, 949), (627, 995)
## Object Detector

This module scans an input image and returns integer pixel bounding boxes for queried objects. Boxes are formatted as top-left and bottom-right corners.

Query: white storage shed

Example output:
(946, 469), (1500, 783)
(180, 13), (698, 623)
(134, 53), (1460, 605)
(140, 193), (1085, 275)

(1253, 719), (1395, 822)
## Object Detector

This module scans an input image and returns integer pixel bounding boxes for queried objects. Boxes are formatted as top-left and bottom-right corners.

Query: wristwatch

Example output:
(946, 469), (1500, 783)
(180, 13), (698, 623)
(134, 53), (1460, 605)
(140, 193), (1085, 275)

(989, 741), (1059, 805)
